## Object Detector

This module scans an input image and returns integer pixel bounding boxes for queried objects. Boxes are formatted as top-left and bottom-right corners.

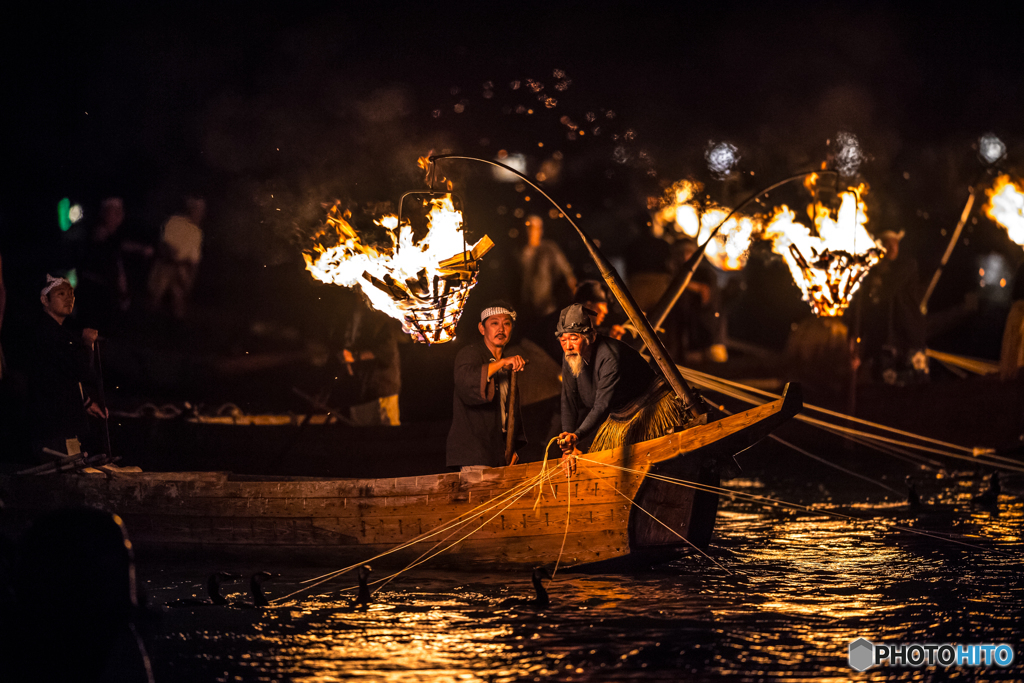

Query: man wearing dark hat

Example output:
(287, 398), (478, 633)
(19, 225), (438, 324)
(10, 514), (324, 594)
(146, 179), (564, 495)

(557, 303), (687, 454)
(446, 302), (527, 470)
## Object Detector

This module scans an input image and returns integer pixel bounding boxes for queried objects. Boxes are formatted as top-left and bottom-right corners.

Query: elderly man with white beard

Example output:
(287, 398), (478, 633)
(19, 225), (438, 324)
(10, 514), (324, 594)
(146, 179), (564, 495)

(556, 303), (687, 455)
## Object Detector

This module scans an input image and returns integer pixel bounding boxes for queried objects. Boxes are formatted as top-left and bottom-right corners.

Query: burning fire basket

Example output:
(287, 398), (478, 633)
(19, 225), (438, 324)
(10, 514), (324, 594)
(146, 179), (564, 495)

(304, 192), (493, 345)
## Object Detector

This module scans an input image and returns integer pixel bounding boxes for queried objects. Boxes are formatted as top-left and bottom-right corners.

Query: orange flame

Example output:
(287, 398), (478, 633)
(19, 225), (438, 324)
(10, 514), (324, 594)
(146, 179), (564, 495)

(763, 186), (882, 317)
(659, 179), (760, 271)
(984, 174), (1024, 247)
(303, 195), (487, 343)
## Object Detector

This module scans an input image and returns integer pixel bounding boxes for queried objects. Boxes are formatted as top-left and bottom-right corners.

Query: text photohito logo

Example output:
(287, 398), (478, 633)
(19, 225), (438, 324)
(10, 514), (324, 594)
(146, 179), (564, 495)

(848, 638), (1015, 671)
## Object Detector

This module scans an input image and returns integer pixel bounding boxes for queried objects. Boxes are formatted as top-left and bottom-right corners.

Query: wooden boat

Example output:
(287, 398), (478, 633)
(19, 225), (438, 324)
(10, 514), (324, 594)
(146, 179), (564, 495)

(0, 385), (800, 569)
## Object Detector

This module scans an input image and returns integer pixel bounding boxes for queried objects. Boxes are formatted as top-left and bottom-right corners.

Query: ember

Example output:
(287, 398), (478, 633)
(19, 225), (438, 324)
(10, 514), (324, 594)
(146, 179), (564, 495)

(763, 185), (882, 317)
(303, 195), (492, 343)
(984, 174), (1024, 247)
(659, 179), (759, 271)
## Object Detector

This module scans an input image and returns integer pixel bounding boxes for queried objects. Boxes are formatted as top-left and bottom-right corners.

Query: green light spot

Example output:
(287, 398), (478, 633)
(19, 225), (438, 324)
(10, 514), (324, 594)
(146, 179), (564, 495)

(58, 197), (72, 232)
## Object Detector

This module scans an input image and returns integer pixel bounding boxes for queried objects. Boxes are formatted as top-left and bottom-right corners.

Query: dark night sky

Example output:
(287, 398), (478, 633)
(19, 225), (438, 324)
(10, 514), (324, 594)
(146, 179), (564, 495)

(2, 1), (1022, 350)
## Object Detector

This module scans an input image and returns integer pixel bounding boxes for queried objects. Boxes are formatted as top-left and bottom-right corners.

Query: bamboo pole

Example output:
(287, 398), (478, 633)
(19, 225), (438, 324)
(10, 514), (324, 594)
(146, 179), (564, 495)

(919, 183), (978, 315)
(429, 154), (708, 422)
(644, 170), (838, 345)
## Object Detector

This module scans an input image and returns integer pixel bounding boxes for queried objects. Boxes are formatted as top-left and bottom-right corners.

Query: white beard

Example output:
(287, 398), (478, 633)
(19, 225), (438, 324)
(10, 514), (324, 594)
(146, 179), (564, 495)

(566, 353), (584, 378)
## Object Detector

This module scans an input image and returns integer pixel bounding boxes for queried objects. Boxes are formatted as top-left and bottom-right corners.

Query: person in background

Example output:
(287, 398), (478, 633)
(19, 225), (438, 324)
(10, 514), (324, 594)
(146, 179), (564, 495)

(338, 301), (402, 426)
(624, 214), (672, 313)
(999, 260), (1024, 380)
(72, 198), (131, 333)
(446, 302), (527, 471)
(860, 230), (927, 385)
(519, 215), (576, 317)
(21, 275), (108, 460)
(666, 237), (726, 364)
(149, 195), (205, 319)
(572, 280), (626, 340)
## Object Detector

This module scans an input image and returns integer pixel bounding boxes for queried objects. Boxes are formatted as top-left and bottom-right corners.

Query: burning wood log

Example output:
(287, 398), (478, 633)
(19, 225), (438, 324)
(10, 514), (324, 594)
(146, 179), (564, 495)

(305, 195), (491, 344)
(763, 185), (882, 317)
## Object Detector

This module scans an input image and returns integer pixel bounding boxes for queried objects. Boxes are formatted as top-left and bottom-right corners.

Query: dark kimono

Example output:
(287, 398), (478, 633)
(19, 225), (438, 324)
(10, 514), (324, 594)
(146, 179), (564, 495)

(22, 313), (96, 446)
(446, 342), (526, 469)
(561, 336), (656, 445)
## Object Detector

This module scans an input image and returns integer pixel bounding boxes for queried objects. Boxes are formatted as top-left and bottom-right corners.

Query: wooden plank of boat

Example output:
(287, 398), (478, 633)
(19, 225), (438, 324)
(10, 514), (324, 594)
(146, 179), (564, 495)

(0, 384), (801, 569)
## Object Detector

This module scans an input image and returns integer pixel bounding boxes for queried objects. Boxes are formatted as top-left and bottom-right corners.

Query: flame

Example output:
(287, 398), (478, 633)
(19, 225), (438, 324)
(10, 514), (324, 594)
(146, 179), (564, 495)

(659, 180), (759, 271)
(984, 174), (1024, 247)
(763, 187), (882, 317)
(304, 195), (485, 343)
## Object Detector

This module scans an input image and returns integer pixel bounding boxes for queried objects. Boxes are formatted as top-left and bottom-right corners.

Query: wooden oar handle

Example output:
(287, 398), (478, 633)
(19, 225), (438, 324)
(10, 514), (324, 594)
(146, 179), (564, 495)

(503, 368), (519, 465)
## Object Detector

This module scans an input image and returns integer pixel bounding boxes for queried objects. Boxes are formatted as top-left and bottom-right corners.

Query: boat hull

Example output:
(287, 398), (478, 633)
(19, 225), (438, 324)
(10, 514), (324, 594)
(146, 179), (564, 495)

(0, 385), (800, 569)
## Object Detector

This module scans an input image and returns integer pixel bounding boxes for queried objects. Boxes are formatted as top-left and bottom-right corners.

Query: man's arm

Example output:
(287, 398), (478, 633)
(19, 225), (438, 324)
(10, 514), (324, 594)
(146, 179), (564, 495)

(572, 349), (620, 440)
(487, 355), (525, 379)
(453, 348), (496, 406)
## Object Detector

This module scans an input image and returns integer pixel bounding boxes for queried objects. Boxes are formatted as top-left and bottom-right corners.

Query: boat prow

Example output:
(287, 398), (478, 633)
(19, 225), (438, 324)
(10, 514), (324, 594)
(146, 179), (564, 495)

(0, 385), (801, 570)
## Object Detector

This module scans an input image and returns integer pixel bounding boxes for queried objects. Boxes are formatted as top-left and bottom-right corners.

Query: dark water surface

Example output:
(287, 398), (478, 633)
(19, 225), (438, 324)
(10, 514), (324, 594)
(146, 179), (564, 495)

(140, 468), (1023, 682)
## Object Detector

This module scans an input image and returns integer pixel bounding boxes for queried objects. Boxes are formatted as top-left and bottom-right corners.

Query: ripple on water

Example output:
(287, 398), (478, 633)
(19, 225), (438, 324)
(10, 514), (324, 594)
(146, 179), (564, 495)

(141, 475), (1024, 681)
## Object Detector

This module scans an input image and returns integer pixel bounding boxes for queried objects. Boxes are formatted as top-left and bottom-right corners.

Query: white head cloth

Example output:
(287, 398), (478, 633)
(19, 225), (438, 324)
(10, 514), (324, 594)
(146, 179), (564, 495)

(480, 306), (516, 322)
(41, 274), (72, 297)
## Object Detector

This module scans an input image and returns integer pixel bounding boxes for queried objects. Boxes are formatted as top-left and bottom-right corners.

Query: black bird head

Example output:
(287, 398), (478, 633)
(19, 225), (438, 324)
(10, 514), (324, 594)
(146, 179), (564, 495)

(206, 572), (241, 604)
(531, 567), (551, 608)
(250, 572), (278, 607)
(905, 477), (921, 510)
(355, 565), (373, 608)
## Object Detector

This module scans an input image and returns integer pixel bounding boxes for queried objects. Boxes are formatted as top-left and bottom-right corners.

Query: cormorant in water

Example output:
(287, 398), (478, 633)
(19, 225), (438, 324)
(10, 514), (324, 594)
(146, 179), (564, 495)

(232, 572), (278, 608)
(352, 564), (373, 609)
(972, 471), (1001, 506)
(499, 568), (551, 609)
(165, 572), (240, 607)
(906, 477), (921, 511)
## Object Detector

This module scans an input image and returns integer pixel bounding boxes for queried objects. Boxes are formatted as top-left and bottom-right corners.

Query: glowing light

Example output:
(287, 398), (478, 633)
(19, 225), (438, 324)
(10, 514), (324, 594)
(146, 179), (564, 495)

(304, 196), (492, 343)
(978, 133), (1007, 165)
(492, 152), (527, 182)
(831, 131), (867, 177)
(763, 184), (882, 317)
(705, 141), (740, 179)
(69, 204), (83, 224)
(658, 179), (759, 271)
(984, 174), (1024, 247)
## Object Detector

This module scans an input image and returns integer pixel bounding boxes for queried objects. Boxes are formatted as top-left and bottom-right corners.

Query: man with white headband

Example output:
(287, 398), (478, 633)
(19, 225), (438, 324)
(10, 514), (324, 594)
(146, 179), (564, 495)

(446, 301), (527, 470)
(21, 274), (108, 460)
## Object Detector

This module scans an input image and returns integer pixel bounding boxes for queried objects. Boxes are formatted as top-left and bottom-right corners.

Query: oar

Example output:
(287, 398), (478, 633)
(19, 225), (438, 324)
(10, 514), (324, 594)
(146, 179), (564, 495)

(504, 368), (520, 466)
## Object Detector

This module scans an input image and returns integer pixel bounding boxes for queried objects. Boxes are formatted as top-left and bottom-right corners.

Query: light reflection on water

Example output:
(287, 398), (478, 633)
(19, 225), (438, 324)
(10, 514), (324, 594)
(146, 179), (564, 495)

(141, 473), (1023, 682)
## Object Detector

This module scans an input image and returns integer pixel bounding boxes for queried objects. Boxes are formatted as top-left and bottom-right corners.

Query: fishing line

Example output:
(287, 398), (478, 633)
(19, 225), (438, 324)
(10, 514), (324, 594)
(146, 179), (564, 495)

(372, 465), (564, 592)
(292, 466), (556, 588)
(359, 465), (563, 596)
(682, 366), (1003, 458)
(579, 457), (1015, 557)
(581, 464), (734, 575)
(686, 369), (1022, 471)
(551, 463), (572, 579)
(275, 465), (564, 603)
(704, 399), (905, 495)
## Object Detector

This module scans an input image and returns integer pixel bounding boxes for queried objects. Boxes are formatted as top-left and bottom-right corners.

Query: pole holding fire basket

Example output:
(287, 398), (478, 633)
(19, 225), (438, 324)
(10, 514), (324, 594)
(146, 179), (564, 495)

(428, 154), (709, 425)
